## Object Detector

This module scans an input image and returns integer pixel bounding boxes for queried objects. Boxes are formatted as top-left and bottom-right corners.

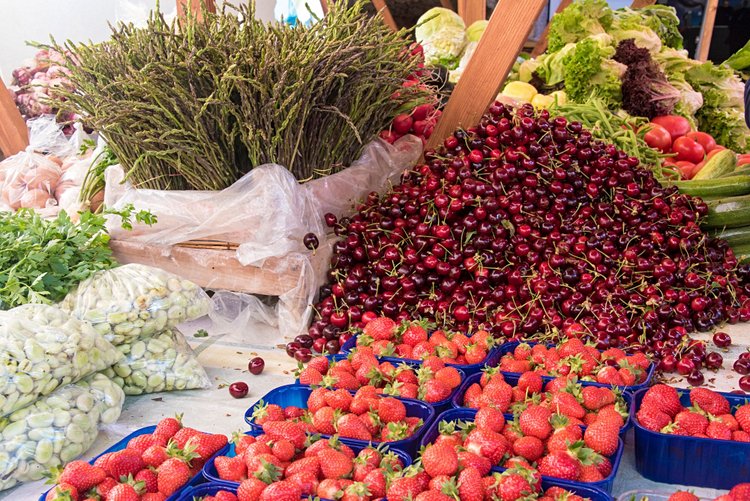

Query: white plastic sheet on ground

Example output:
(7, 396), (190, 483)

(104, 136), (422, 337)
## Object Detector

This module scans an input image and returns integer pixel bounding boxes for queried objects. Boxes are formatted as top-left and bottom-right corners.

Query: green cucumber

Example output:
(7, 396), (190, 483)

(704, 194), (750, 228)
(693, 150), (736, 180)
(668, 176), (750, 198)
(712, 226), (750, 246)
(721, 166), (750, 178)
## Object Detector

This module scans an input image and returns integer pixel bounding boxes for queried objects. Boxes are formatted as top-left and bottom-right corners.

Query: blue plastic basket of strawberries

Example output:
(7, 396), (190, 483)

(41, 417), (227, 501)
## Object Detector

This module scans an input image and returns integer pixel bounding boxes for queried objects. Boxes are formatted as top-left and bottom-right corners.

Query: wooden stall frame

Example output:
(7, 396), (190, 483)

(175, 0), (216, 21)
(696, 0), (719, 62)
(427, 0), (546, 148)
(0, 78), (29, 158)
(458, 0), (486, 26)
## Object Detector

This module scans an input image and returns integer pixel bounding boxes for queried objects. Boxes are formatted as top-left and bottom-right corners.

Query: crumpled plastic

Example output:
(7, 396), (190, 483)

(101, 327), (210, 395)
(60, 263), (213, 346)
(0, 116), (95, 217)
(104, 137), (422, 336)
(0, 304), (121, 418)
(0, 373), (125, 492)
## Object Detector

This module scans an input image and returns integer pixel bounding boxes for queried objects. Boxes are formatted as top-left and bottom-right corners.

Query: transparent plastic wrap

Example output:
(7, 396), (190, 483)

(102, 327), (210, 395)
(0, 304), (121, 418)
(60, 264), (212, 345)
(104, 136), (422, 266)
(0, 116), (73, 212)
(0, 373), (125, 492)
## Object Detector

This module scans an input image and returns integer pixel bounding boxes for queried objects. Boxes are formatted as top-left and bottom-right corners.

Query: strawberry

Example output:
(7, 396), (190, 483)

(456, 466), (484, 501)
(736, 404), (750, 433)
(402, 323), (428, 346)
(336, 414), (373, 441)
(333, 372), (360, 391)
(363, 468), (387, 498)
(215, 454), (248, 482)
(54, 460), (106, 492)
(641, 385), (683, 417)
(512, 435), (544, 461)
(480, 382), (513, 413)
(435, 367), (461, 389)
(378, 397), (406, 423)
(690, 387), (730, 416)
(127, 434), (167, 454)
(579, 464), (604, 482)
(246, 453), (283, 479)
(537, 450), (581, 481)
(463, 383), (484, 408)
(730, 483), (750, 501)
(156, 457), (191, 496)
(237, 477), (268, 501)
(286, 471), (319, 496)
(636, 407), (672, 432)
(259, 480), (302, 501)
(422, 379), (452, 403)
(465, 344), (488, 365)
(549, 391), (586, 419)
(414, 491), (452, 501)
(387, 476), (422, 501)
(497, 471), (533, 501)
(172, 427), (201, 448)
(672, 410), (709, 436)
(457, 451), (492, 476)
(475, 406), (505, 433)
(90, 477), (118, 499)
(464, 428), (510, 464)
(262, 421), (306, 449)
(519, 404), (552, 440)
(188, 433), (229, 459)
(142, 493), (168, 501)
(364, 317), (396, 341)
(154, 415), (182, 439)
(214, 492), (238, 501)
(318, 448), (354, 479)
(298, 367), (323, 386)
(734, 430), (750, 442)
(251, 403), (285, 425)
(422, 444), (458, 477)
(667, 492), (700, 501)
(107, 483), (141, 501)
(136, 468), (159, 493)
(106, 449), (145, 479)
(308, 356), (330, 374)
(581, 387), (615, 411)
(286, 456), (321, 478)
(325, 389), (354, 411)
(706, 420), (732, 440)
(45, 483), (78, 501)
(312, 407), (337, 435)
(517, 371), (544, 395)
(583, 420), (620, 456)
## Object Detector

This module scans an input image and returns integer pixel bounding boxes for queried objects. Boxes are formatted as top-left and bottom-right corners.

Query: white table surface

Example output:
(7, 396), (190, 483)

(6, 317), (750, 500)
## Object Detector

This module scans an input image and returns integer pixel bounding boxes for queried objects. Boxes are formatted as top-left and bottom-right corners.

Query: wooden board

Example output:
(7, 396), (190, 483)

(372, 0), (398, 31)
(531, 0), (571, 57)
(0, 78), (28, 158)
(629, 0), (657, 8)
(110, 240), (302, 296)
(696, 0), (719, 62)
(427, 0), (546, 149)
(458, 0), (485, 26)
(440, 0), (454, 9)
(175, 0), (216, 21)
(320, 0), (329, 15)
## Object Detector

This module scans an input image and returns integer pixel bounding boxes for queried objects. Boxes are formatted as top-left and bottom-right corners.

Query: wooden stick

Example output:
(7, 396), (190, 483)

(372, 0), (398, 31)
(531, 0), (572, 58)
(696, 0), (718, 62)
(427, 0), (546, 149)
(320, 0), (329, 15)
(458, 0), (486, 26)
(175, 0), (215, 22)
(0, 78), (29, 158)
(630, 0), (657, 8)
(440, 0), (454, 9)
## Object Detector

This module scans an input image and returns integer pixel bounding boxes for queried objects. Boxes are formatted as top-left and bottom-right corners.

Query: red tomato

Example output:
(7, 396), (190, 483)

(689, 161), (705, 179)
(675, 160), (696, 179)
(673, 136), (705, 164)
(686, 131), (717, 153)
(652, 115), (692, 140)
(643, 123), (672, 153)
(739, 154), (750, 167)
(662, 157), (678, 167)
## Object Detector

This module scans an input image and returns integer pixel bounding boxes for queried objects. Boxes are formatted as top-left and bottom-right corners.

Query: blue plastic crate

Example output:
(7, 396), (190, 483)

(244, 384), (434, 456)
(203, 430), (412, 486)
(339, 335), (504, 376)
(633, 387), (750, 489)
(39, 426), (213, 501)
(420, 408), (624, 494)
(295, 354), (464, 413)
(451, 372), (633, 440)
(494, 341), (655, 392)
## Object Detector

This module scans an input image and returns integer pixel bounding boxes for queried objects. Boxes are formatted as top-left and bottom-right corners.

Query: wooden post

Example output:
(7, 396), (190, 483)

(531, 0), (571, 58)
(696, 0), (718, 62)
(427, 0), (546, 149)
(320, 0), (329, 15)
(372, 0), (398, 30)
(175, 0), (216, 21)
(440, 0), (454, 9)
(458, 0), (486, 26)
(0, 78), (29, 158)
(629, 0), (657, 8)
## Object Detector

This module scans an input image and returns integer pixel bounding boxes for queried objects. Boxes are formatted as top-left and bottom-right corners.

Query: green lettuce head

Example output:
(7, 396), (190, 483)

(415, 7), (467, 69)
(547, 0), (614, 53)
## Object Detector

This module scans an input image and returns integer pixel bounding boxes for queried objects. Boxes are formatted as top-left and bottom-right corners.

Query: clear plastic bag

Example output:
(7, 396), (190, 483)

(0, 116), (78, 213)
(0, 373), (125, 492)
(60, 264), (212, 346)
(102, 328), (210, 395)
(0, 304), (121, 418)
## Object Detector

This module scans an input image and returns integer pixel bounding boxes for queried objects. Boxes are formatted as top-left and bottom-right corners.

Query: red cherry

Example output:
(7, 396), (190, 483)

(740, 376), (750, 392)
(229, 382), (249, 398)
(248, 357), (265, 375)
(676, 357), (695, 376)
(686, 370), (704, 386)
(713, 332), (732, 348)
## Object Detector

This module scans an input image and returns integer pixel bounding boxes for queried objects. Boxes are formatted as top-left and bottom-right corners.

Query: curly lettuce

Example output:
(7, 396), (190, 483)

(695, 106), (749, 153)
(562, 35), (624, 109)
(614, 6), (683, 50)
(415, 7), (466, 69)
(726, 39), (750, 73)
(547, 0), (613, 53)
